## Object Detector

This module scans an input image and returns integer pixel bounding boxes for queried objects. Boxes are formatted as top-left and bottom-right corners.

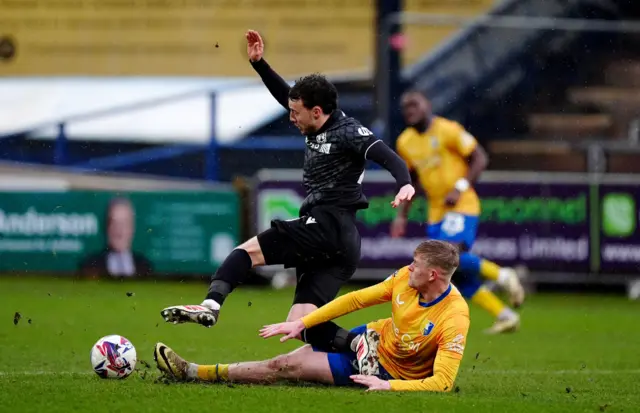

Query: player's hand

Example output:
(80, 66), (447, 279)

(390, 216), (407, 238)
(246, 30), (264, 62)
(445, 189), (461, 206)
(391, 184), (415, 208)
(259, 320), (305, 343)
(350, 375), (392, 391)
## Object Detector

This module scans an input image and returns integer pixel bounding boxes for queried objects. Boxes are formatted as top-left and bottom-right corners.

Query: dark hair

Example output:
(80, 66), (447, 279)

(402, 88), (427, 100)
(288, 73), (338, 114)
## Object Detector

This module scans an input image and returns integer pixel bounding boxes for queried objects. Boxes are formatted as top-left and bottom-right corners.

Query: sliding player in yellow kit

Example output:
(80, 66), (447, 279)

(154, 240), (468, 392)
(392, 90), (524, 334)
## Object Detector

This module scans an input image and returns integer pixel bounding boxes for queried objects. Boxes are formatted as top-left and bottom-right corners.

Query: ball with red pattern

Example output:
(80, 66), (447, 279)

(90, 335), (137, 379)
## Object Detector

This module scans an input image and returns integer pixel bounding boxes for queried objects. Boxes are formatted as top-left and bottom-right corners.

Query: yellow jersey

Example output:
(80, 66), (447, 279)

(301, 266), (470, 392)
(396, 116), (481, 223)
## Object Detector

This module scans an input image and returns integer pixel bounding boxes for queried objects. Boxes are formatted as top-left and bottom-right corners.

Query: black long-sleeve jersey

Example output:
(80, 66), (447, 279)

(251, 59), (411, 216)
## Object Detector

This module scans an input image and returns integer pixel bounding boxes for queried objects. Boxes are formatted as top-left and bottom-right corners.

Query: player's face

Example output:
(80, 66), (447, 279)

(289, 99), (322, 135)
(401, 93), (429, 127)
(407, 255), (436, 290)
(107, 203), (134, 252)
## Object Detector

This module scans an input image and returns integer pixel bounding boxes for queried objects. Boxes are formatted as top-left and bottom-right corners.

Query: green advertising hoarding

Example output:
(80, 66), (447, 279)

(0, 189), (239, 276)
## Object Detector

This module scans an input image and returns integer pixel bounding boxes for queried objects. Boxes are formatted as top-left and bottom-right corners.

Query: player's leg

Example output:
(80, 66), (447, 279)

(435, 213), (520, 333)
(459, 250), (526, 309)
(281, 208), (363, 351)
(154, 342), (336, 385)
(429, 214), (525, 307)
(291, 264), (361, 352)
(443, 213), (525, 307)
(476, 259), (526, 307)
(159, 235), (266, 326)
(453, 270), (518, 333)
(160, 222), (300, 327)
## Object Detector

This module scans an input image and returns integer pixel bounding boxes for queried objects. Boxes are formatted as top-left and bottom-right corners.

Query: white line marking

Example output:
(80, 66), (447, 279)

(465, 369), (640, 375)
(1, 369), (640, 377)
(0, 371), (93, 376)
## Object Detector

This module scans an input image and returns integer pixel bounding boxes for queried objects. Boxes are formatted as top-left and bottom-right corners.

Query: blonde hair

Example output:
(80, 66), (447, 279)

(414, 240), (460, 277)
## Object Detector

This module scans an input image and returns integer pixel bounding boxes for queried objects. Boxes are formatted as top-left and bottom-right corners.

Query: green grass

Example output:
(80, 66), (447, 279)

(1, 276), (639, 413)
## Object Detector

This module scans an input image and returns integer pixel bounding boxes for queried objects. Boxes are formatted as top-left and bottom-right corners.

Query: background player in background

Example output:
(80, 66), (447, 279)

(155, 240), (469, 393)
(160, 30), (415, 353)
(391, 90), (524, 334)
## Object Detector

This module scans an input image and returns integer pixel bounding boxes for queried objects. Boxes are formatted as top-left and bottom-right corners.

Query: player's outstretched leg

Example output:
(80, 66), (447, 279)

(455, 269), (520, 334)
(470, 287), (520, 334)
(160, 304), (219, 328)
(476, 256), (527, 308)
(160, 236), (264, 328)
(458, 251), (526, 308)
(154, 342), (335, 385)
(154, 342), (190, 380)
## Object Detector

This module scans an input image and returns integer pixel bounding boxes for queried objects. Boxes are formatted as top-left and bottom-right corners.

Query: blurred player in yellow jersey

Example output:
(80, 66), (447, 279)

(154, 240), (468, 392)
(391, 90), (524, 334)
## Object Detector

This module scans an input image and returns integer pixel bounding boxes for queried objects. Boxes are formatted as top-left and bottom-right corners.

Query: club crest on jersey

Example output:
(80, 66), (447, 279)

(306, 136), (332, 154)
(423, 321), (435, 336)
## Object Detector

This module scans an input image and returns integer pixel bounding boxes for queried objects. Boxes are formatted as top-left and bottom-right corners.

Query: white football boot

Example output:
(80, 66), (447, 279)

(160, 302), (219, 328)
(353, 329), (381, 376)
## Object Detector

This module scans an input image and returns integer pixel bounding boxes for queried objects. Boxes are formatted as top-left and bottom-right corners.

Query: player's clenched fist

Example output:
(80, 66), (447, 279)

(246, 30), (264, 62)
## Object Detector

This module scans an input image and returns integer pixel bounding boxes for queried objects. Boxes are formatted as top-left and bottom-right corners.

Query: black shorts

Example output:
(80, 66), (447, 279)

(257, 205), (361, 307)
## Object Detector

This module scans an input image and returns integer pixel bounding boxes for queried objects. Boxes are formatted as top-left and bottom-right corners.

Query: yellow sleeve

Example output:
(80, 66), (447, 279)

(300, 271), (396, 328)
(444, 122), (478, 158)
(395, 130), (414, 171)
(388, 313), (470, 392)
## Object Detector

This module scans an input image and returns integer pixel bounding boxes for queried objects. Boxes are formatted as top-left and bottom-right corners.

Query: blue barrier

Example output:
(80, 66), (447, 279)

(0, 2), (530, 177)
(71, 144), (204, 172)
(0, 88), (310, 180)
(53, 123), (67, 166)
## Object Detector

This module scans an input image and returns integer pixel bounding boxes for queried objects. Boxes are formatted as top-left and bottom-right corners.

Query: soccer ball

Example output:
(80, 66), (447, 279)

(90, 335), (137, 379)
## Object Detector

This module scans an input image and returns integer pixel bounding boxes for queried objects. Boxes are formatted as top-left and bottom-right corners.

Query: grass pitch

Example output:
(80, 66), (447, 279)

(1, 276), (638, 413)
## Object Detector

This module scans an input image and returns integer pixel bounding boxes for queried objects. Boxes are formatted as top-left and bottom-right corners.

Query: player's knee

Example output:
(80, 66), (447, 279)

(236, 237), (265, 267)
(287, 304), (318, 322)
(267, 354), (301, 377)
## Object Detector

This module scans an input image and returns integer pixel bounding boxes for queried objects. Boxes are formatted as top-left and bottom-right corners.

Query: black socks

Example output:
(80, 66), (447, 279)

(205, 249), (253, 305)
(301, 322), (360, 353)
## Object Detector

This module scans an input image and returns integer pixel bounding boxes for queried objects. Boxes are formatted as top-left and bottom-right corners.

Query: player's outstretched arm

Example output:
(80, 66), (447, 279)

(444, 125), (488, 206)
(364, 141), (415, 207)
(390, 170), (418, 238)
(260, 274), (395, 342)
(345, 129), (415, 207)
(391, 136), (417, 237)
(386, 352), (462, 392)
(246, 30), (290, 110)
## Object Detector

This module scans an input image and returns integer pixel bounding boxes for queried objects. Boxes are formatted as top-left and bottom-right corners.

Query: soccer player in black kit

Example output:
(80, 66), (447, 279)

(160, 30), (415, 352)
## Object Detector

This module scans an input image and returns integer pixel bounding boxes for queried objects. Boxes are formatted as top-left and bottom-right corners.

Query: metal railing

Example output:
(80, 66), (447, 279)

(374, 0), (627, 143)
(0, 89), (305, 181)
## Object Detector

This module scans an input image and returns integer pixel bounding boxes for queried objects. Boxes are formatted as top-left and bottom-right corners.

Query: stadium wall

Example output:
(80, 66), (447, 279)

(251, 169), (640, 287)
(2, 166), (640, 289)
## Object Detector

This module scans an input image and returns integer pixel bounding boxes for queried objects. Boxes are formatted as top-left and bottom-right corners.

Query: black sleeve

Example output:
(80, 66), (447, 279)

(342, 126), (411, 189)
(364, 139), (412, 191)
(250, 58), (290, 110)
(343, 125), (380, 157)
